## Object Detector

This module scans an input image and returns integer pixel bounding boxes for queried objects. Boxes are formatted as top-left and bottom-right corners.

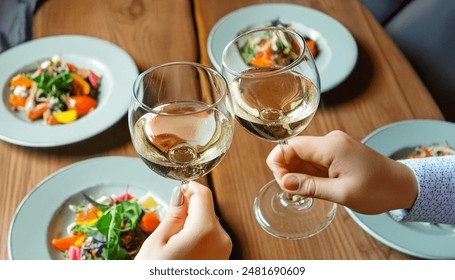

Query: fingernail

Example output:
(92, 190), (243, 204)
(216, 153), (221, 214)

(283, 174), (300, 191)
(170, 186), (183, 206)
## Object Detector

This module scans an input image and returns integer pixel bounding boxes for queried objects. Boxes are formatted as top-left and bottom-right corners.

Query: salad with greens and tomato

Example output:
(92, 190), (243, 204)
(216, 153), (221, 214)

(8, 55), (101, 125)
(51, 191), (162, 260)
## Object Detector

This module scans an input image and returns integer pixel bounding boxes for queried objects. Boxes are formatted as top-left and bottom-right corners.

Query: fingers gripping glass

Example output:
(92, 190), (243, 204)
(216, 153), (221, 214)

(221, 27), (336, 239)
(129, 62), (234, 192)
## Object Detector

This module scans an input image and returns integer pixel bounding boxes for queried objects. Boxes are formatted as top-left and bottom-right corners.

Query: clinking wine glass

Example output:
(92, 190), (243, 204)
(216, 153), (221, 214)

(221, 27), (337, 239)
(128, 62), (234, 193)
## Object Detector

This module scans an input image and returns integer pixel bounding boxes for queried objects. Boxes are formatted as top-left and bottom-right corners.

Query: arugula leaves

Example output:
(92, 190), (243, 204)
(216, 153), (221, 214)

(31, 70), (72, 110)
(74, 194), (143, 260)
(95, 200), (142, 260)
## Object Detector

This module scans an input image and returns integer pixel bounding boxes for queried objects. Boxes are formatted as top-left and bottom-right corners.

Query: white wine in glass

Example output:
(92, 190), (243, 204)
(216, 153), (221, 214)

(129, 62), (234, 189)
(222, 27), (337, 239)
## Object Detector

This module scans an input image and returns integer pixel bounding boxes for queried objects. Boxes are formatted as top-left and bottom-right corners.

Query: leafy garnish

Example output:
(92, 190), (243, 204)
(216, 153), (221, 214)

(33, 70), (72, 97)
(95, 200), (142, 260)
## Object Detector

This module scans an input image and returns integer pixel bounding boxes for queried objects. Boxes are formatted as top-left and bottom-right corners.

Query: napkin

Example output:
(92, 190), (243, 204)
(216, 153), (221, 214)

(0, 0), (39, 53)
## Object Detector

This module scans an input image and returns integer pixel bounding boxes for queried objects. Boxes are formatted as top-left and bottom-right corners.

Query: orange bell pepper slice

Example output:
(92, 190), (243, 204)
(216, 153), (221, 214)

(10, 75), (33, 87)
(251, 47), (275, 67)
(66, 63), (78, 73)
(52, 233), (85, 252)
(139, 212), (160, 233)
(71, 95), (97, 117)
(305, 39), (318, 58)
(9, 94), (27, 108)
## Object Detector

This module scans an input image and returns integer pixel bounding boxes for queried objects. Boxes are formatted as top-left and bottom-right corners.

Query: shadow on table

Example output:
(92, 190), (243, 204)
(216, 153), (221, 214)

(33, 114), (133, 157)
(320, 41), (374, 106)
(220, 217), (244, 260)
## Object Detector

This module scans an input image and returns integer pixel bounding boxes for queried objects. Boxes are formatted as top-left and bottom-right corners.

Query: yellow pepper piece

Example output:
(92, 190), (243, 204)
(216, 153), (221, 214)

(73, 234), (86, 248)
(71, 73), (91, 95)
(75, 206), (103, 226)
(138, 193), (158, 210)
(54, 110), (78, 124)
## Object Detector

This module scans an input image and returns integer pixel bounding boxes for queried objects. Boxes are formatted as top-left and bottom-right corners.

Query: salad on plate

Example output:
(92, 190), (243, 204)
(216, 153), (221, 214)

(7, 55), (101, 125)
(51, 190), (162, 260)
(238, 19), (320, 68)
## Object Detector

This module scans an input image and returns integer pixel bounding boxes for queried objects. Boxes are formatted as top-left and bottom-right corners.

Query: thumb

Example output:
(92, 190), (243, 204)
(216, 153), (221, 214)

(151, 186), (188, 243)
(281, 173), (338, 202)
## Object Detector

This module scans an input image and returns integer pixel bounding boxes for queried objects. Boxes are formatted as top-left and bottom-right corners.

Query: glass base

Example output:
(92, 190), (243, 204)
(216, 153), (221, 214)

(254, 180), (337, 240)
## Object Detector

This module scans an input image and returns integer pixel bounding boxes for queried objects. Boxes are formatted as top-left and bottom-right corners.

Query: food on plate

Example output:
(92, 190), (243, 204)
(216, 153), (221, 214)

(269, 19), (319, 59)
(51, 191), (162, 260)
(407, 143), (455, 158)
(238, 19), (319, 68)
(8, 55), (101, 125)
(239, 29), (301, 68)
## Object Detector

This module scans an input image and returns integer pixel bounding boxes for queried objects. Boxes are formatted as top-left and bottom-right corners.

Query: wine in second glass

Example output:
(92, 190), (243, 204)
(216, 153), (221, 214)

(129, 62), (234, 186)
(222, 27), (337, 239)
(229, 68), (318, 141)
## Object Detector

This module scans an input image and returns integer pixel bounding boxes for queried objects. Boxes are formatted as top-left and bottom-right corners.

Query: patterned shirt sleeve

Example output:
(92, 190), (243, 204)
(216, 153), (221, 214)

(395, 155), (455, 224)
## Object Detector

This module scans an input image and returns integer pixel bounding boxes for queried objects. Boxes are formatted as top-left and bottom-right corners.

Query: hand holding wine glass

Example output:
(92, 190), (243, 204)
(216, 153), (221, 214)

(221, 26), (337, 239)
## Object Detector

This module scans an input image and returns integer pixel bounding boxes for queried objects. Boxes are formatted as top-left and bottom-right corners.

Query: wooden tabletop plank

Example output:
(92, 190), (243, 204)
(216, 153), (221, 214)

(194, 0), (443, 259)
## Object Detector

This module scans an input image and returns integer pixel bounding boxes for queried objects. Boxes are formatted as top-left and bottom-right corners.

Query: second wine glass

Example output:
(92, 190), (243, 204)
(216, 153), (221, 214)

(129, 62), (234, 192)
(221, 26), (337, 239)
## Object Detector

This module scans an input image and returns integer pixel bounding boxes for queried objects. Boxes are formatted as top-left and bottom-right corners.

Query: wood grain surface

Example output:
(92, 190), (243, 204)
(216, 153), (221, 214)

(0, 0), (443, 260)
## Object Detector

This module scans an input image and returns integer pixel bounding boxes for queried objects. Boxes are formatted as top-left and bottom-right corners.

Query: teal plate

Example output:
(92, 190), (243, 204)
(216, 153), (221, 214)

(8, 156), (177, 260)
(345, 119), (455, 259)
(0, 35), (138, 147)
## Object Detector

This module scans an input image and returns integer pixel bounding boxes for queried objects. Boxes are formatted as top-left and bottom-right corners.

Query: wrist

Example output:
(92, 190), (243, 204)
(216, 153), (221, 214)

(396, 161), (419, 210)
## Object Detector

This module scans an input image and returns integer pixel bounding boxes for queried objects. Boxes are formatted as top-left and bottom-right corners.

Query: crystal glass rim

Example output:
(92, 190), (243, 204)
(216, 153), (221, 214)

(132, 61), (229, 116)
(221, 26), (308, 78)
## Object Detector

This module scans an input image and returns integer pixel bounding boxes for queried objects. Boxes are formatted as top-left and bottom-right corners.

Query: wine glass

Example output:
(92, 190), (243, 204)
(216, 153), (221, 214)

(221, 26), (337, 239)
(128, 62), (234, 193)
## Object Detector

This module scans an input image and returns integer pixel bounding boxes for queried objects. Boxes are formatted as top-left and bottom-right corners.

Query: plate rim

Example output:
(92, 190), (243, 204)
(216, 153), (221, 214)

(207, 2), (358, 93)
(7, 156), (176, 260)
(0, 34), (138, 147)
(345, 119), (455, 259)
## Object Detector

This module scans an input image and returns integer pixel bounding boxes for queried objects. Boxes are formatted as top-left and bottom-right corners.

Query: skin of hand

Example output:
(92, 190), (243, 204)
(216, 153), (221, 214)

(266, 130), (419, 214)
(135, 181), (232, 260)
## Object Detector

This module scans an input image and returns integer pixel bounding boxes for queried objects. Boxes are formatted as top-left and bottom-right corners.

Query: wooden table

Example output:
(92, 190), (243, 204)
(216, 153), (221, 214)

(0, 0), (443, 260)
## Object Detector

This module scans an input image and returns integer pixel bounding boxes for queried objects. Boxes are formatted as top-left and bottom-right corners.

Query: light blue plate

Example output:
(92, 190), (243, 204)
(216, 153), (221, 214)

(8, 156), (177, 260)
(0, 35), (138, 147)
(345, 119), (455, 259)
(207, 3), (358, 93)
